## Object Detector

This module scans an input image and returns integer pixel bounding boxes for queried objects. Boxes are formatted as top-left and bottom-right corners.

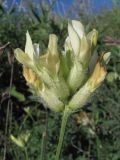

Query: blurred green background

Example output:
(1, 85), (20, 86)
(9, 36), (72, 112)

(0, 0), (120, 160)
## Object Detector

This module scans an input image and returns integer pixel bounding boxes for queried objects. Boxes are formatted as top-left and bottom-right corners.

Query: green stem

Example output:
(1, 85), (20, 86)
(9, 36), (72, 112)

(24, 148), (28, 160)
(40, 132), (46, 160)
(40, 110), (48, 160)
(96, 135), (101, 160)
(55, 107), (70, 160)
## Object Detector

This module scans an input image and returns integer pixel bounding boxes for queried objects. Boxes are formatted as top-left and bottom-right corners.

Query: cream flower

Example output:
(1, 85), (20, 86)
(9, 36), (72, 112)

(14, 20), (110, 113)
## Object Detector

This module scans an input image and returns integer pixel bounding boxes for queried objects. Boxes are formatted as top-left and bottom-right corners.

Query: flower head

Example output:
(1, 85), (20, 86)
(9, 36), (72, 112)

(14, 20), (110, 113)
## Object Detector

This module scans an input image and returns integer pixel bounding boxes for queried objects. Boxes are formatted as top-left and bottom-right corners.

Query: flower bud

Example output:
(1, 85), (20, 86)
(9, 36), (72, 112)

(10, 132), (30, 148)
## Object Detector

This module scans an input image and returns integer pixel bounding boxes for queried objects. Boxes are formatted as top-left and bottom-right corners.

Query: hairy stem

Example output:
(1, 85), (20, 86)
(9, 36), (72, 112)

(55, 107), (70, 160)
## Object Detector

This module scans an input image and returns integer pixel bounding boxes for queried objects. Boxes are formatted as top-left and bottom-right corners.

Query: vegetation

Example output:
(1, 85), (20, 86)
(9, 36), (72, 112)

(0, 0), (120, 160)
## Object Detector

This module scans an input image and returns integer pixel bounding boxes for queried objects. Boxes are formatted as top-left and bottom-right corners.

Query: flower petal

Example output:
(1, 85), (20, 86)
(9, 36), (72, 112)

(87, 29), (98, 47)
(48, 34), (58, 56)
(14, 48), (33, 67)
(68, 22), (80, 55)
(38, 34), (60, 75)
(88, 55), (107, 91)
(33, 43), (40, 57)
(25, 31), (35, 60)
(79, 36), (90, 63)
(23, 66), (43, 90)
(72, 20), (85, 38)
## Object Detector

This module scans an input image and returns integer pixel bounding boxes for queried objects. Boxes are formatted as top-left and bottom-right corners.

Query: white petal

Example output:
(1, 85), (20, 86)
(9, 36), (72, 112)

(68, 22), (80, 55)
(79, 36), (90, 61)
(72, 20), (85, 39)
(48, 34), (58, 56)
(25, 31), (35, 60)
(33, 43), (40, 57)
